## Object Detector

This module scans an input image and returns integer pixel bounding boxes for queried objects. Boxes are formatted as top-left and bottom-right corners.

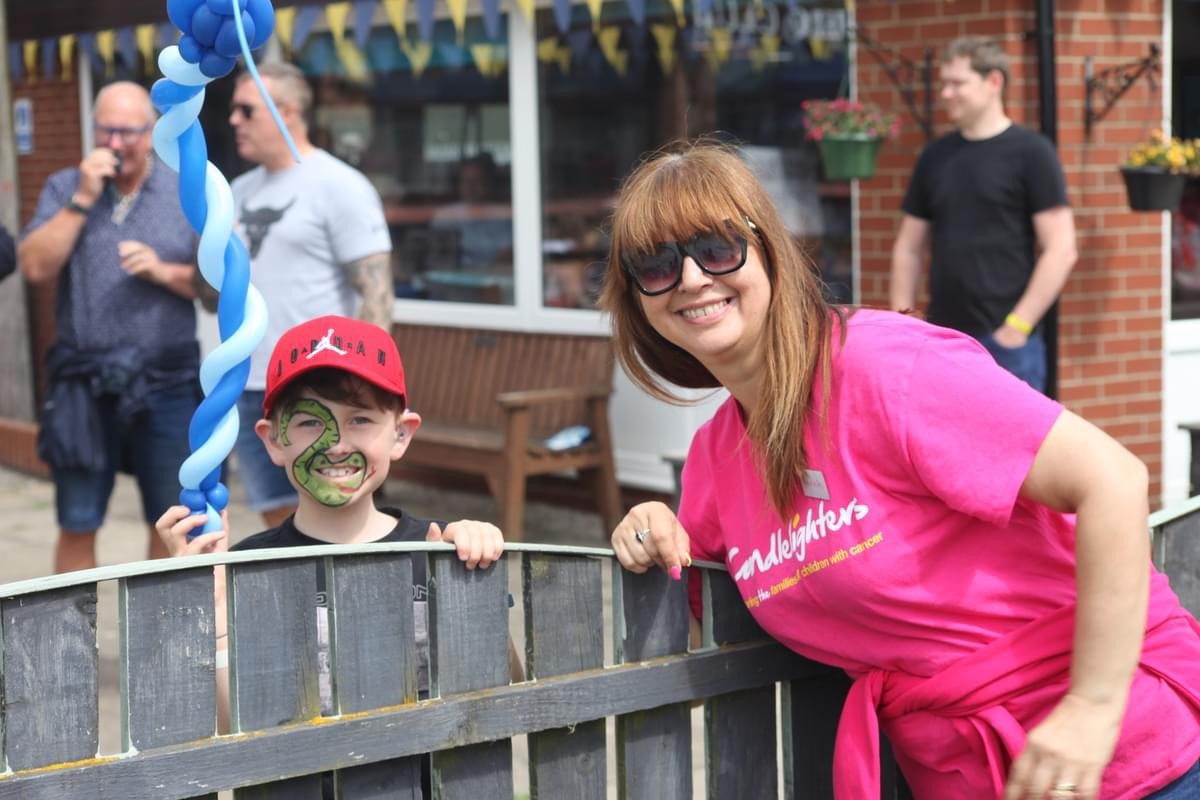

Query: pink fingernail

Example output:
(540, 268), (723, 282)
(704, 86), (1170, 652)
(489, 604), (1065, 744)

(670, 565), (682, 581)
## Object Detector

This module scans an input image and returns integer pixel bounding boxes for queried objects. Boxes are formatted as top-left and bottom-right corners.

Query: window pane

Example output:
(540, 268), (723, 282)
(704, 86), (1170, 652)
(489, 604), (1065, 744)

(296, 17), (514, 306)
(536, 0), (852, 310)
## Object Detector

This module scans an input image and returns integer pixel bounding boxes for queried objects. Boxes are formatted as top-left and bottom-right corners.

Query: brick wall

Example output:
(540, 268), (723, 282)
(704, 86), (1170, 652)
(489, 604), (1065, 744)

(10, 70), (83, 474)
(856, 0), (1167, 500)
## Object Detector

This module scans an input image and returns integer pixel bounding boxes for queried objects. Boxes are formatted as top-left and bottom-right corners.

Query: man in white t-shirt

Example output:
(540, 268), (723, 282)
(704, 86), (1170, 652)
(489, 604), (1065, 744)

(209, 62), (394, 526)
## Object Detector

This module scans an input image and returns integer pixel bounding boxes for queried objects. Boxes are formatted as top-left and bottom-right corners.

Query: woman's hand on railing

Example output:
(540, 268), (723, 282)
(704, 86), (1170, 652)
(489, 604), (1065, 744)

(155, 504), (230, 557)
(611, 501), (693, 580)
(426, 520), (504, 569)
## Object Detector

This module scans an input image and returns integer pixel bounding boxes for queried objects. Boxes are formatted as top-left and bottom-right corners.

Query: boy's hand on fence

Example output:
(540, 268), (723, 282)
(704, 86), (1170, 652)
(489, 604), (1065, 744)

(155, 505), (229, 557)
(427, 521), (504, 569)
(611, 501), (692, 580)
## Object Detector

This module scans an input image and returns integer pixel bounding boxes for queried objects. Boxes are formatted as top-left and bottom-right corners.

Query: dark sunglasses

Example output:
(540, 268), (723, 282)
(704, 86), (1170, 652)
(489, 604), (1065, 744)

(622, 220), (756, 296)
(230, 102), (258, 120)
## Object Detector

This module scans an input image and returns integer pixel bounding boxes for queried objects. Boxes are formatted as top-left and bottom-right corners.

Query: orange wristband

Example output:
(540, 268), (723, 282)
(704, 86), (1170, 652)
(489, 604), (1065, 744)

(1004, 312), (1034, 335)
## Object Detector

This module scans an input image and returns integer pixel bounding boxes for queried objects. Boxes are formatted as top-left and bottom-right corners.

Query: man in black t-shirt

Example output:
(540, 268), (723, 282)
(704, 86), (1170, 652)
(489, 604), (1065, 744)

(890, 36), (1078, 393)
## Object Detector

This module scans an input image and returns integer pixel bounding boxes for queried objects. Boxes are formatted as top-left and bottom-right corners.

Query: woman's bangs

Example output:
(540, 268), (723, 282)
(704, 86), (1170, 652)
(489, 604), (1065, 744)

(617, 165), (745, 255)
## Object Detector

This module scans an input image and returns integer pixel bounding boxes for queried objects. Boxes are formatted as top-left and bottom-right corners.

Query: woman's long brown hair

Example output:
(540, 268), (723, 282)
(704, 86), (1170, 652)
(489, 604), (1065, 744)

(600, 139), (841, 518)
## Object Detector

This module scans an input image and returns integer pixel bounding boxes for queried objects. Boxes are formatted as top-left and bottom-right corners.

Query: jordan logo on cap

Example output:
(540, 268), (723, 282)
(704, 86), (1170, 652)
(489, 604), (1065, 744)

(307, 328), (348, 360)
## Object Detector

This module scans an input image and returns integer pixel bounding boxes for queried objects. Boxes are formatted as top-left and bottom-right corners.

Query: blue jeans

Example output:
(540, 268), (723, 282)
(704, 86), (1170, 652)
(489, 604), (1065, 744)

(1148, 760), (1200, 799)
(979, 330), (1047, 394)
(54, 383), (200, 531)
(234, 391), (298, 513)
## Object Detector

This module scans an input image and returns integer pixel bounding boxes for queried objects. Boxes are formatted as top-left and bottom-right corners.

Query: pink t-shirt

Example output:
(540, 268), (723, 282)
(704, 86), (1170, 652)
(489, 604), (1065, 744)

(680, 310), (1200, 798)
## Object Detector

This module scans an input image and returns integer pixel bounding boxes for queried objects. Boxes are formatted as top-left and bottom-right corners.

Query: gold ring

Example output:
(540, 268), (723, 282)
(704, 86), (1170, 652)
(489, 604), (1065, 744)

(1051, 783), (1078, 797)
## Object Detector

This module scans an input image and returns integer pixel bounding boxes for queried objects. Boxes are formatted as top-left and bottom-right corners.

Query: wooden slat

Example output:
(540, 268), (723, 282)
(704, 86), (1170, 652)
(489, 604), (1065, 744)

(1158, 511), (1200, 617)
(429, 554), (513, 798)
(228, 560), (321, 732)
(121, 569), (218, 750)
(0, 641), (813, 799)
(705, 686), (777, 799)
(233, 774), (322, 799)
(704, 570), (766, 645)
(1, 585), (99, 771)
(782, 669), (851, 799)
(525, 555), (605, 799)
(328, 554), (423, 799)
(615, 568), (692, 799)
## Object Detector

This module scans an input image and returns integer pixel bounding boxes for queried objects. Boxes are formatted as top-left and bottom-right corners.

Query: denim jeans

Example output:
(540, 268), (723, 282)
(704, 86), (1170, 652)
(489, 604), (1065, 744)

(233, 391), (298, 513)
(979, 330), (1047, 394)
(1147, 760), (1200, 799)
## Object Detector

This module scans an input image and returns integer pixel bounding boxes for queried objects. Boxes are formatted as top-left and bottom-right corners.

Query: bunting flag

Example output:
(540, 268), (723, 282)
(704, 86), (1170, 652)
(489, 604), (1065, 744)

(760, 33), (780, 61)
(354, 0), (376, 50)
(597, 25), (627, 76)
(650, 23), (675, 75)
(136, 25), (157, 71)
(586, 0), (604, 31)
(59, 34), (75, 80)
(553, 0), (572, 35)
(536, 36), (570, 73)
(470, 43), (506, 78)
(514, 0), (534, 24)
(400, 38), (433, 77)
(23, 40), (38, 82)
(77, 33), (102, 74)
(117, 27), (138, 70)
(293, 5), (322, 52)
(445, 0), (468, 44)
(810, 36), (830, 60)
(668, 0), (686, 27)
(481, 0), (502, 41)
(704, 27), (731, 73)
(382, 0), (408, 41)
(8, 42), (23, 81)
(96, 29), (116, 76)
(417, 0), (435, 45)
(158, 23), (177, 48)
(625, 0), (645, 27)
(275, 6), (297, 54)
(326, 3), (370, 81)
(40, 38), (57, 80)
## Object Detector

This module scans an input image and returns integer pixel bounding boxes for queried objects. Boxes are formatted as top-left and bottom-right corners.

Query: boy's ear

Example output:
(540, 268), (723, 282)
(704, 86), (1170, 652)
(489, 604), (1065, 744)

(255, 417), (288, 468)
(391, 410), (422, 460)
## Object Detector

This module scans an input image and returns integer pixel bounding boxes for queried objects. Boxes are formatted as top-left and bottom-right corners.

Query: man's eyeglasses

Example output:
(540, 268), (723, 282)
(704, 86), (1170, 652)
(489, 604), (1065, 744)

(94, 123), (151, 143)
(230, 103), (258, 120)
(622, 222), (755, 296)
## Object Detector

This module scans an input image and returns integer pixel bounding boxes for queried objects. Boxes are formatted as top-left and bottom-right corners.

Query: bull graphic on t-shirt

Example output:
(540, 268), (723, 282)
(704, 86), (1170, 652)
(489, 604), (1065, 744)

(240, 198), (295, 258)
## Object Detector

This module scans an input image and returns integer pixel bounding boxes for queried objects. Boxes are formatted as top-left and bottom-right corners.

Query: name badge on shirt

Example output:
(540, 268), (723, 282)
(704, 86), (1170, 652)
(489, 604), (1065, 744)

(801, 469), (830, 500)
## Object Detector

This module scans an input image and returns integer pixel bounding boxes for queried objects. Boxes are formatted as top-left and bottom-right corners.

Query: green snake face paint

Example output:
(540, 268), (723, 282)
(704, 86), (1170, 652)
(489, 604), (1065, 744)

(279, 398), (372, 507)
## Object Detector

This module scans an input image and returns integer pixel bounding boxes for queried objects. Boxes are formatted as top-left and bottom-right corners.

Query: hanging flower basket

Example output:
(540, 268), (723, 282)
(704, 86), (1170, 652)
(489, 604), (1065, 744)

(817, 134), (884, 181)
(1119, 166), (1187, 212)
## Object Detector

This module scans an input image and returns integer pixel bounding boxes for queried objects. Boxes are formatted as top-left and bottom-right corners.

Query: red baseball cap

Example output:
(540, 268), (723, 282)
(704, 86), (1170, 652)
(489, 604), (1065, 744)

(262, 315), (406, 416)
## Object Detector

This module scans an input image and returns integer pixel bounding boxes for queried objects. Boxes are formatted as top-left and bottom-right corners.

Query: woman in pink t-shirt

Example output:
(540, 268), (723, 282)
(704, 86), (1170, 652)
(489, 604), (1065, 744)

(601, 141), (1200, 800)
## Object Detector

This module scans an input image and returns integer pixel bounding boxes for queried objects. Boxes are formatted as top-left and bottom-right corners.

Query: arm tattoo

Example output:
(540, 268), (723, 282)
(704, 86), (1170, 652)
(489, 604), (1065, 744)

(343, 251), (394, 329)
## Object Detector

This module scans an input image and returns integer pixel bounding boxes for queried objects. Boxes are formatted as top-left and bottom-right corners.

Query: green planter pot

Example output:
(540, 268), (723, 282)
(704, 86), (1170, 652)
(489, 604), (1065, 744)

(1120, 166), (1187, 212)
(817, 135), (883, 181)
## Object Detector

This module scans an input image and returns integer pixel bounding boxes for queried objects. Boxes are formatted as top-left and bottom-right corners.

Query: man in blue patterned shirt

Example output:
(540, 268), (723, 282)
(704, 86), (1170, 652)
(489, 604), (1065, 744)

(19, 81), (201, 574)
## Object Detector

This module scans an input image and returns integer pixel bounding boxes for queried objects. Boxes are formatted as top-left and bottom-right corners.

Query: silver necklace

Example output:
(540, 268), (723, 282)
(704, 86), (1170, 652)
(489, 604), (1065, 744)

(111, 158), (152, 225)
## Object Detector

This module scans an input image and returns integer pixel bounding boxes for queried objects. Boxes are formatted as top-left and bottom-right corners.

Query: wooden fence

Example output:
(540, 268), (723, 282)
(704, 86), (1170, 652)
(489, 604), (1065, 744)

(0, 494), (1196, 799)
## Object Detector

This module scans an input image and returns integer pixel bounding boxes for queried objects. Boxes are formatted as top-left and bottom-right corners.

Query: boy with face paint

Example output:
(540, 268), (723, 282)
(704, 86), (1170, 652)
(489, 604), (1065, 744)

(157, 316), (512, 751)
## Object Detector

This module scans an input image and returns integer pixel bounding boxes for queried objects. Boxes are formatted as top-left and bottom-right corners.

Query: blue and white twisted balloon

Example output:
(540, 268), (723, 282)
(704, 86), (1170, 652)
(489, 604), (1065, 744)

(152, 0), (298, 534)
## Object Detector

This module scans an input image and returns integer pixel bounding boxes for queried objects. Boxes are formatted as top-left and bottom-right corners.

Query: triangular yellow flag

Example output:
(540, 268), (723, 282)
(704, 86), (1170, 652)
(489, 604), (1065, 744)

(810, 37), (830, 60)
(382, 0), (408, 43)
(537, 37), (570, 74)
(24, 41), (39, 82)
(760, 34), (780, 61)
(445, 0), (468, 45)
(326, 3), (351, 45)
(597, 26), (627, 77)
(586, 0), (604, 32)
(650, 24), (675, 75)
(275, 6), (296, 55)
(96, 30), (117, 76)
(705, 28), (731, 74)
(401, 40), (433, 78)
(515, 0), (534, 24)
(470, 44), (507, 78)
(136, 25), (157, 74)
(668, 0), (685, 27)
(59, 34), (75, 80)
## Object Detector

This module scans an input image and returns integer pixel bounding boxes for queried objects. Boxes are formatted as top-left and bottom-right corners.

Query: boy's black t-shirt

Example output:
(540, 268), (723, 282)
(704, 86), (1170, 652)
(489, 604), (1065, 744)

(901, 124), (1069, 337)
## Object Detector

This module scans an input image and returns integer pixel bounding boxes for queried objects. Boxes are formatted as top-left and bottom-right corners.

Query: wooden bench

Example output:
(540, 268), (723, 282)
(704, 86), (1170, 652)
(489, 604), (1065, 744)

(391, 323), (622, 540)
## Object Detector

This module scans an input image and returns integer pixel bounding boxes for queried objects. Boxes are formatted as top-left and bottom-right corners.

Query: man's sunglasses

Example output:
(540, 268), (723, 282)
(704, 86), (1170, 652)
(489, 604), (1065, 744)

(622, 221), (755, 296)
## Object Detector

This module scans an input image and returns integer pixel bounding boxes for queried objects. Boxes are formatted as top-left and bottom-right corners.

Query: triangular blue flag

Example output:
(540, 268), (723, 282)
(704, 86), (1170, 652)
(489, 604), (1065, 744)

(417, 0), (436, 43)
(353, 0), (375, 51)
(626, 0), (646, 28)
(77, 32), (104, 73)
(8, 42), (23, 81)
(117, 27), (138, 69)
(553, 0), (572, 34)
(566, 28), (591, 58)
(292, 5), (322, 52)
(481, 0), (501, 40)
(694, 0), (712, 17)
(41, 38), (58, 79)
(158, 23), (178, 48)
